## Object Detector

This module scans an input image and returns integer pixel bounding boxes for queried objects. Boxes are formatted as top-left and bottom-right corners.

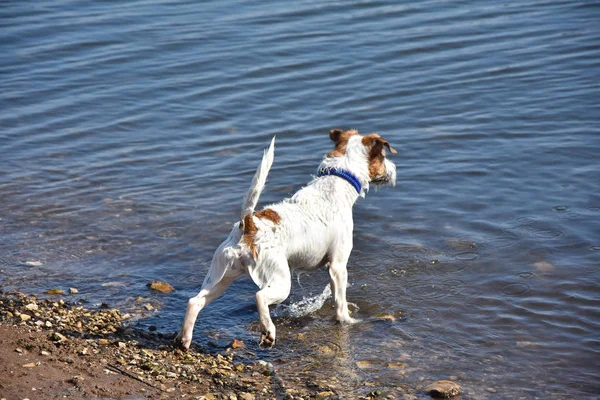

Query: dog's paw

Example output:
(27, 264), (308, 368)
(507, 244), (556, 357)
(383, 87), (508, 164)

(174, 333), (191, 351)
(339, 316), (361, 325)
(259, 331), (276, 348)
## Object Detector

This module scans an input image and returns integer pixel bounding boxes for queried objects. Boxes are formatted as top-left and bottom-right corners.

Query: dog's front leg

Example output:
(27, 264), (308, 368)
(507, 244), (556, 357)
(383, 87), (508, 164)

(328, 258), (358, 324)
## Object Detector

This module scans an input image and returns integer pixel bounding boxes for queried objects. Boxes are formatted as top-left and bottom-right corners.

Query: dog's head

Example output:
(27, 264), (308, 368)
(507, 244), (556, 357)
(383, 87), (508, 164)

(327, 128), (397, 191)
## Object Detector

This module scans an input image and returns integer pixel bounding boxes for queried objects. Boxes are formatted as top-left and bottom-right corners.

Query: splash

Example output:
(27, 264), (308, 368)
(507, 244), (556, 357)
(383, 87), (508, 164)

(276, 283), (332, 318)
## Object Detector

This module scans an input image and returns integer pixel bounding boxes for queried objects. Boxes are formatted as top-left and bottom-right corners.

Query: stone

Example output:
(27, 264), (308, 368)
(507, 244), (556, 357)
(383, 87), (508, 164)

(230, 339), (245, 349)
(144, 303), (154, 311)
(375, 313), (396, 322)
(69, 288), (79, 295)
(424, 380), (461, 398)
(316, 391), (336, 400)
(147, 280), (174, 293)
(25, 260), (43, 267)
(52, 332), (67, 342)
(19, 314), (32, 322)
(46, 289), (64, 295)
(25, 303), (38, 311)
(238, 393), (255, 400)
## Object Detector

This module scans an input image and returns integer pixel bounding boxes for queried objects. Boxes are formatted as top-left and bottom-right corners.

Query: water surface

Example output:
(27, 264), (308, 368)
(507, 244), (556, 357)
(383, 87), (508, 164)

(1, 1), (599, 398)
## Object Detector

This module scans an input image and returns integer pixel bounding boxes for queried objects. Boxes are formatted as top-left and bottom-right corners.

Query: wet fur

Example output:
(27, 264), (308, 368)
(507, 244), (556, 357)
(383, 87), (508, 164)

(176, 129), (396, 349)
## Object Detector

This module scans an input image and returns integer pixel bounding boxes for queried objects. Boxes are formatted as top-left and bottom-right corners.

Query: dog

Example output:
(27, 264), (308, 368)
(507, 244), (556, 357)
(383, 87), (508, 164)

(175, 129), (396, 349)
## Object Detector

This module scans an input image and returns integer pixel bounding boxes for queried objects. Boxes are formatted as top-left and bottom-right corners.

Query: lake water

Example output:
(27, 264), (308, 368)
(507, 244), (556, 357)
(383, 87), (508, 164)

(1, 0), (599, 398)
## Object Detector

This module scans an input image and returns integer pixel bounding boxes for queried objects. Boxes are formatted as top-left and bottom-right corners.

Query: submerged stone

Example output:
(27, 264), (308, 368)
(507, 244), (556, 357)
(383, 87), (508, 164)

(147, 281), (175, 293)
(424, 380), (461, 398)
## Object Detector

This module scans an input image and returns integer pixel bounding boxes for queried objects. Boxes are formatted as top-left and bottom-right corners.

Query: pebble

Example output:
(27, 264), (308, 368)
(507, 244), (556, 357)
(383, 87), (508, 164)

(20, 314), (32, 322)
(69, 288), (79, 295)
(52, 332), (67, 342)
(316, 391), (336, 400)
(230, 339), (245, 349)
(424, 380), (461, 398)
(25, 261), (43, 267)
(25, 303), (38, 311)
(375, 313), (396, 322)
(45, 289), (64, 295)
(147, 280), (174, 293)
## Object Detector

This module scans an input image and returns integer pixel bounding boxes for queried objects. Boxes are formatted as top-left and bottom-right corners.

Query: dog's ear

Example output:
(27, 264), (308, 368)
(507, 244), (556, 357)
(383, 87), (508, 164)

(328, 129), (359, 157)
(379, 138), (398, 154)
(363, 134), (397, 155)
(329, 128), (345, 143)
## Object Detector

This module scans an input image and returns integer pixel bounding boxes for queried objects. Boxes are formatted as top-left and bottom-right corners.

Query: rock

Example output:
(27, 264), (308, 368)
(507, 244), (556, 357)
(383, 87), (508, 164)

(22, 362), (38, 368)
(25, 303), (38, 311)
(69, 288), (79, 295)
(316, 391), (336, 400)
(51, 332), (67, 342)
(41, 350), (51, 356)
(230, 339), (245, 349)
(25, 260), (43, 267)
(118, 342), (127, 349)
(375, 313), (396, 322)
(356, 360), (377, 369)
(98, 339), (110, 345)
(46, 289), (64, 295)
(238, 393), (255, 400)
(424, 380), (461, 398)
(19, 314), (32, 322)
(147, 280), (174, 293)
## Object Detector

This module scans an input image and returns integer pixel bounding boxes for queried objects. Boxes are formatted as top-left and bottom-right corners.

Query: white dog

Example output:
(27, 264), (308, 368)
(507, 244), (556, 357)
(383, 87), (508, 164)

(176, 129), (396, 349)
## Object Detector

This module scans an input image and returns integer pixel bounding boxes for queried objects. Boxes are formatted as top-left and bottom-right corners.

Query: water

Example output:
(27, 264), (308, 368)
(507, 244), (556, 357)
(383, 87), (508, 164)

(1, 0), (599, 397)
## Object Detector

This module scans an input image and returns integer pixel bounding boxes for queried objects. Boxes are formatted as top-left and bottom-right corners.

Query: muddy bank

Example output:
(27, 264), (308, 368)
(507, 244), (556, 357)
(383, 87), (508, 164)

(0, 291), (353, 400)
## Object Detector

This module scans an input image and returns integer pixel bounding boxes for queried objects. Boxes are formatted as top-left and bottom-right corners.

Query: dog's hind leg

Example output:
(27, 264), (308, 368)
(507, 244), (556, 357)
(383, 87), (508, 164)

(252, 254), (291, 348)
(175, 276), (235, 350)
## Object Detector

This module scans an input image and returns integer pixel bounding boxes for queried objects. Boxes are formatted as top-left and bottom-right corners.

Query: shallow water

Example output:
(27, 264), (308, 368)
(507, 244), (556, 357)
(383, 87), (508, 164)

(1, 0), (599, 398)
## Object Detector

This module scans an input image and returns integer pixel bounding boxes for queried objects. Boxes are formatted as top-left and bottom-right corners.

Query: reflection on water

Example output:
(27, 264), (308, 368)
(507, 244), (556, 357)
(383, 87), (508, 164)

(2, 0), (600, 398)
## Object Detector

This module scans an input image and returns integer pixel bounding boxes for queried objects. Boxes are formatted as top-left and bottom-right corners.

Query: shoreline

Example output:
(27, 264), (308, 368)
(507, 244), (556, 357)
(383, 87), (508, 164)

(0, 291), (346, 400)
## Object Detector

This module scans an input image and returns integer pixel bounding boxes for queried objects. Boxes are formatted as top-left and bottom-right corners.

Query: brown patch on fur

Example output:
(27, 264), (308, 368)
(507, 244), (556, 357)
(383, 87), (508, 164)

(254, 209), (281, 225)
(241, 209), (281, 259)
(362, 134), (397, 180)
(328, 129), (359, 157)
(241, 214), (258, 259)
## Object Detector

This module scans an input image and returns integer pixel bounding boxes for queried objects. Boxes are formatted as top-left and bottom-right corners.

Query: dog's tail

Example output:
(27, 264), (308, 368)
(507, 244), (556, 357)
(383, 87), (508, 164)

(240, 136), (275, 220)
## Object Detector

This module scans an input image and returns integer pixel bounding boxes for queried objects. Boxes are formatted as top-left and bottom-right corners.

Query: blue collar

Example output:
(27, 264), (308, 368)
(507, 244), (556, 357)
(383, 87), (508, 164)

(317, 167), (362, 194)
